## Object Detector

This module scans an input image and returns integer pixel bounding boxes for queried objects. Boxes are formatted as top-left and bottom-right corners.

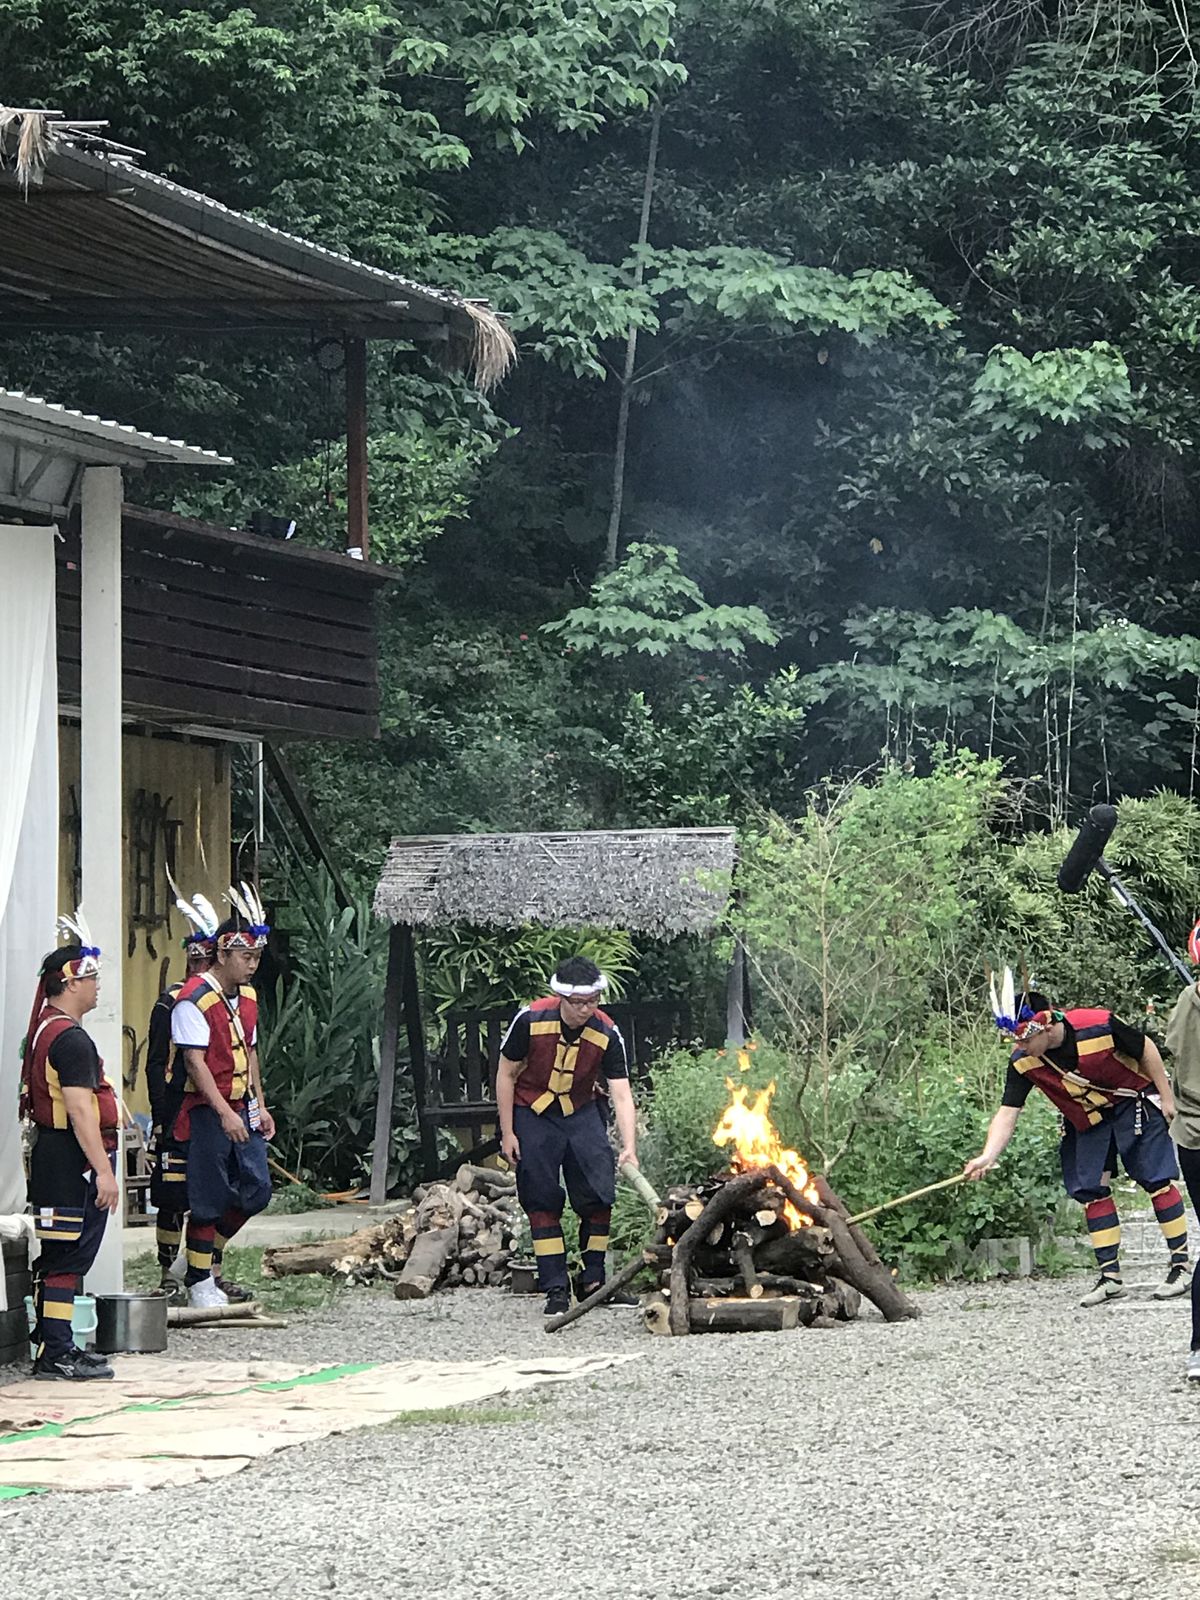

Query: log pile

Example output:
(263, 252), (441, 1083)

(624, 1167), (914, 1337)
(261, 1164), (523, 1299)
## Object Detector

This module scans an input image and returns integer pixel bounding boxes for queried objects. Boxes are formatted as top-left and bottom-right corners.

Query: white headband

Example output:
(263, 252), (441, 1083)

(550, 974), (608, 999)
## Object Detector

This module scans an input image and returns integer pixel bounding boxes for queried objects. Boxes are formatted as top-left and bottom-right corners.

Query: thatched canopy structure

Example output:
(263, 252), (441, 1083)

(373, 828), (737, 936)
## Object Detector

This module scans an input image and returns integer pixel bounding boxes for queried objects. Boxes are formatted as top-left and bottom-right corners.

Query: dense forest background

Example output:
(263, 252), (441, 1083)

(5, 0), (1200, 876)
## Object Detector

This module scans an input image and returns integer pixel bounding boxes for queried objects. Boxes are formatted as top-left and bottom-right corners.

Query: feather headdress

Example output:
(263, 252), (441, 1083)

(166, 868), (220, 949)
(220, 881), (270, 949)
(986, 963), (1044, 1042)
(55, 906), (101, 977)
(1188, 916), (1200, 969)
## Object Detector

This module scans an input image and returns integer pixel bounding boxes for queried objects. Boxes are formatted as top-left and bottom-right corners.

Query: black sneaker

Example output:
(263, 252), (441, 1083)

(33, 1349), (115, 1381)
(574, 1274), (637, 1307)
(71, 1346), (115, 1373)
(213, 1274), (253, 1304)
(543, 1287), (570, 1317)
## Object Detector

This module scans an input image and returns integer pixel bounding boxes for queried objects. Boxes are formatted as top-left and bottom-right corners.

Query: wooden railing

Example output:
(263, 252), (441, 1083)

(415, 1000), (693, 1179)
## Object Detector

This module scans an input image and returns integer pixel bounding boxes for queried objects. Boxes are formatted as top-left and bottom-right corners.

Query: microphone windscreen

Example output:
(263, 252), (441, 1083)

(1057, 803), (1118, 894)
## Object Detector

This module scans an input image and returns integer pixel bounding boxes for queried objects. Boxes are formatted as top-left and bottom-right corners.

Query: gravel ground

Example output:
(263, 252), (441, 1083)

(3, 1274), (1200, 1600)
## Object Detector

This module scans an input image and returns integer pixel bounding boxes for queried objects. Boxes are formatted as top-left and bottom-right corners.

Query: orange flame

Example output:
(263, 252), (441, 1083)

(712, 1055), (819, 1226)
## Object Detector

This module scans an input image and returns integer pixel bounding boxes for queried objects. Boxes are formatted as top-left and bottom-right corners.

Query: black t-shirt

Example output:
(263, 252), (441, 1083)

(47, 1022), (103, 1090)
(1001, 1013), (1147, 1109)
(500, 1008), (629, 1080)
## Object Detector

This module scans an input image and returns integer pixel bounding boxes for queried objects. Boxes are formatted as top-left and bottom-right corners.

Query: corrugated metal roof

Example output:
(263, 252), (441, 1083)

(0, 388), (231, 466)
(0, 135), (480, 340)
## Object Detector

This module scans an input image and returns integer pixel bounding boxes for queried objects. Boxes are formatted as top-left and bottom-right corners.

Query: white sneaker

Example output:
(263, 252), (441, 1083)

(1079, 1277), (1128, 1307)
(188, 1277), (229, 1310)
(1187, 1350), (1200, 1382)
(1153, 1265), (1192, 1300)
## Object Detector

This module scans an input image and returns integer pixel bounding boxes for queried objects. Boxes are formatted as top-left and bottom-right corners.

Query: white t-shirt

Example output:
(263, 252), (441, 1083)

(171, 989), (257, 1050)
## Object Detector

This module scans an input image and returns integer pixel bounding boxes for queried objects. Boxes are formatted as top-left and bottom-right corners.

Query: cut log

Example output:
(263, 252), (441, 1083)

(668, 1170), (771, 1335)
(770, 1167), (918, 1323)
(393, 1222), (460, 1300)
(732, 1231), (761, 1298)
(688, 1296), (802, 1333)
(262, 1225), (388, 1278)
(754, 1224), (834, 1278)
(454, 1164), (516, 1196)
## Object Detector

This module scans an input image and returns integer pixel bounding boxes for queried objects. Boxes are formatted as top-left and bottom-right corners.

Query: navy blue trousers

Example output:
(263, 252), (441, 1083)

(184, 1104), (271, 1226)
(29, 1132), (115, 1360)
(514, 1102), (615, 1292)
(1060, 1097), (1178, 1201)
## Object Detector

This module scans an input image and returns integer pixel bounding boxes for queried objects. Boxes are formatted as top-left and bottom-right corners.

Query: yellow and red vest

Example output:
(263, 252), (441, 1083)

(1013, 1007), (1152, 1132)
(514, 996), (619, 1117)
(23, 1008), (119, 1147)
(174, 974), (257, 1137)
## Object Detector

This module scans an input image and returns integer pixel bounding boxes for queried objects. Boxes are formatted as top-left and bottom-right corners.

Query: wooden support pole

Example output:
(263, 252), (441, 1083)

(345, 336), (369, 560)
(401, 925), (438, 1181)
(369, 924), (405, 1205)
(80, 464), (125, 1296)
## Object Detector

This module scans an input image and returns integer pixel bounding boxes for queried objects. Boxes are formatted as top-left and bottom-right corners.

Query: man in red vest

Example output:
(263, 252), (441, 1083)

(965, 969), (1189, 1305)
(497, 956), (638, 1318)
(170, 885), (274, 1311)
(22, 910), (120, 1380)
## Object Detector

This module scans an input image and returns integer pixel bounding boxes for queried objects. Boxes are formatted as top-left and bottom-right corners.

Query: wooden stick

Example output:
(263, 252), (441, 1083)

(168, 1301), (264, 1325)
(544, 1249), (655, 1333)
(846, 1172), (969, 1226)
(619, 1161), (661, 1212)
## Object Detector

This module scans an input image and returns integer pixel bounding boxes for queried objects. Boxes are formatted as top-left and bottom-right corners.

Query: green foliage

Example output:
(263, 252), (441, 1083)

(257, 872), (399, 1191)
(421, 924), (637, 1015)
(542, 542), (778, 658)
(970, 343), (1136, 446)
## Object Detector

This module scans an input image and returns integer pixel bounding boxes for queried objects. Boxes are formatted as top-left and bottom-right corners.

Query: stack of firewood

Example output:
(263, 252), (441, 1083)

(262, 1165), (523, 1300)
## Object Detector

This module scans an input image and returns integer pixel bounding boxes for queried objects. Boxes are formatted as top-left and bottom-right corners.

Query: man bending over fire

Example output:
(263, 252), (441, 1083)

(964, 968), (1189, 1306)
(497, 956), (638, 1319)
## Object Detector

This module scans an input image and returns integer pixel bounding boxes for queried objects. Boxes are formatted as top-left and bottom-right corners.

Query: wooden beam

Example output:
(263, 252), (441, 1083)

(263, 744), (353, 909)
(369, 924), (406, 1205)
(345, 337), (369, 560)
(400, 928), (439, 1181)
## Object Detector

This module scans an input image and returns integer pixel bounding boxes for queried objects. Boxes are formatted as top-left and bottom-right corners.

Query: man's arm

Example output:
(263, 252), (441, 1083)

(61, 1086), (120, 1211)
(964, 1105), (1022, 1178)
(182, 1048), (249, 1143)
(607, 1077), (638, 1168)
(496, 1056), (522, 1165)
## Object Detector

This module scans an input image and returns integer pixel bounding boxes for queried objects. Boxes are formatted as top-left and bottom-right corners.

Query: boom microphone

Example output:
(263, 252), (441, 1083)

(1057, 803), (1118, 894)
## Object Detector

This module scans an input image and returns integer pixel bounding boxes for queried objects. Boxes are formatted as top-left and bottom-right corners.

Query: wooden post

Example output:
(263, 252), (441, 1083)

(80, 464), (125, 1295)
(400, 926), (438, 1181)
(726, 933), (748, 1047)
(369, 924), (405, 1205)
(345, 336), (369, 561)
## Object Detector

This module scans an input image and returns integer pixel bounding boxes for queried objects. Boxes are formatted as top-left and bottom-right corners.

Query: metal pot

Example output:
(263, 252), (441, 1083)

(95, 1291), (169, 1354)
(508, 1261), (539, 1296)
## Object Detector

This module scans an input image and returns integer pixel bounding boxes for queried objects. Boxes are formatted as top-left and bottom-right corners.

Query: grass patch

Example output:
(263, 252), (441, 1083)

(1154, 1543), (1200, 1566)
(126, 1246), (345, 1314)
(386, 1405), (540, 1429)
(266, 1184), (335, 1214)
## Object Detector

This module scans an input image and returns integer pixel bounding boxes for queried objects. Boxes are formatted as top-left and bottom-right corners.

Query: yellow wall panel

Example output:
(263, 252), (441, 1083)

(57, 725), (232, 1117)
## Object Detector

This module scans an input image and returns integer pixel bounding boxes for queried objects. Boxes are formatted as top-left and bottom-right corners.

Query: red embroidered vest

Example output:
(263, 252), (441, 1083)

(514, 996), (618, 1116)
(1013, 1008), (1151, 1132)
(23, 1008), (119, 1145)
(175, 974), (257, 1135)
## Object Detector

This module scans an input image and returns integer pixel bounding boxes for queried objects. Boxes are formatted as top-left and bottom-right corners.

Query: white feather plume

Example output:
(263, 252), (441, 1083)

(224, 882), (254, 923)
(239, 880), (266, 927)
(57, 906), (94, 950)
(192, 894), (220, 937)
(1001, 967), (1016, 1025)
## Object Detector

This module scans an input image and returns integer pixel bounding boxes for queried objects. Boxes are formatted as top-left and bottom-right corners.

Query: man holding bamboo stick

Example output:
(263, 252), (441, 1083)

(965, 968), (1188, 1306)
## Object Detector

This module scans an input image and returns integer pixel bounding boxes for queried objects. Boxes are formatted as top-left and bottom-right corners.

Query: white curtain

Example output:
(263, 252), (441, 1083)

(0, 526), (60, 1216)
